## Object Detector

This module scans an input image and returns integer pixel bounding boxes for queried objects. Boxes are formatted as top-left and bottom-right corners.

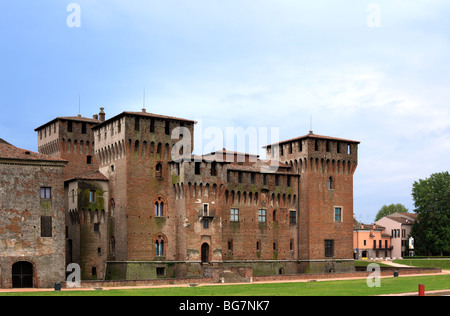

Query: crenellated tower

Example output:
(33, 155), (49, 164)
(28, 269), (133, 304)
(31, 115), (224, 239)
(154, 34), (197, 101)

(264, 131), (359, 272)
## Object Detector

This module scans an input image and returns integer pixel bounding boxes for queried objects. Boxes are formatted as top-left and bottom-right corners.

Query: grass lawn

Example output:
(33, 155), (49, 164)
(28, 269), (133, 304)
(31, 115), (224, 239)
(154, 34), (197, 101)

(394, 259), (450, 270)
(2, 274), (449, 296)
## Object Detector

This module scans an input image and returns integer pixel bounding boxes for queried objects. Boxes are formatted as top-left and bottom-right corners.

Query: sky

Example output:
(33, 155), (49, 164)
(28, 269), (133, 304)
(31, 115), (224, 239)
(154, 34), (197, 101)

(1, 0), (449, 223)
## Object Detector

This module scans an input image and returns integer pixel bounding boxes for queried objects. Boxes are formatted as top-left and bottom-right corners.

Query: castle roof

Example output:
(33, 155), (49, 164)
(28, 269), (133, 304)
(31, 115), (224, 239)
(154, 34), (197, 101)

(263, 131), (360, 148)
(34, 115), (100, 131)
(0, 139), (67, 163)
(65, 171), (109, 183)
(92, 110), (197, 129)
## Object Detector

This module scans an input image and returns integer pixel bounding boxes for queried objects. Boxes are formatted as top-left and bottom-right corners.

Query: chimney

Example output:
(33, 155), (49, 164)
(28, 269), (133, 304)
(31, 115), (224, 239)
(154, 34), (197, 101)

(93, 114), (99, 120)
(99, 107), (105, 122)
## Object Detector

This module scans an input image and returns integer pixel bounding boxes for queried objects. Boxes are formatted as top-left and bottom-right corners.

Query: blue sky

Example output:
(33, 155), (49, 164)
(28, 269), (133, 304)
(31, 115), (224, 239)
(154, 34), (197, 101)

(1, 1), (449, 222)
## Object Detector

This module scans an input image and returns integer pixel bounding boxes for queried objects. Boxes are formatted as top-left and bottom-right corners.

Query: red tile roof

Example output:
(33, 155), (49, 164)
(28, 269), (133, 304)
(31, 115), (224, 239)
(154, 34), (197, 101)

(65, 171), (109, 182)
(0, 139), (67, 163)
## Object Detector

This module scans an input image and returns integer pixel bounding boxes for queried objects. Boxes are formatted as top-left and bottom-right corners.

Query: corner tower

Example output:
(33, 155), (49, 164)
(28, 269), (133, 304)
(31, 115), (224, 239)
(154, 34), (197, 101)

(265, 131), (359, 272)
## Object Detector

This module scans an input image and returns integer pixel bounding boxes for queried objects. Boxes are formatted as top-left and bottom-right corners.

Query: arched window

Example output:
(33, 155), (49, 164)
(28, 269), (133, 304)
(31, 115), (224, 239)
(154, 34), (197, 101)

(328, 177), (333, 190)
(154, 196), (166, 217)
(155, 162), (163, 178)
(155, 240), (164, 256)
(154, 234), (167, 257)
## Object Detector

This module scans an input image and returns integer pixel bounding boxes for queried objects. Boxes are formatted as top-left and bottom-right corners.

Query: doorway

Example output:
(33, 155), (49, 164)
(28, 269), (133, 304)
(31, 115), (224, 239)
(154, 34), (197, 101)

(201, 243), (210, 264)
(12, 261), (33, 288)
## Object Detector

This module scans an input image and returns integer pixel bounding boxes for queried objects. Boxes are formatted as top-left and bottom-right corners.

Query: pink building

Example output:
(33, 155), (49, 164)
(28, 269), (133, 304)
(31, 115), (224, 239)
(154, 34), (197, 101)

(353, 223), (392, 260)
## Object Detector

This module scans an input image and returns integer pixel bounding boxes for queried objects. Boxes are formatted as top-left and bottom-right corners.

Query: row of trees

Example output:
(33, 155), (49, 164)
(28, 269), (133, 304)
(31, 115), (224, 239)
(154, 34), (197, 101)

(374, 171), (450, 256)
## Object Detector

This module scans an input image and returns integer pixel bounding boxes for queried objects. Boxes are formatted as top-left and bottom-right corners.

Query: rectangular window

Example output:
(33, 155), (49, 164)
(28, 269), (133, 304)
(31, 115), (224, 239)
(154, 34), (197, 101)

(40, 187), (51, 199)
(256, 240), (261, 252)
(89, 190), (96, 203)
(203, 204), (209, 216)
(67, 121), (73, 132)
(156, 267), (166, 277)
(94, 223), (100, 232)
(334, 207), (342, 222)
(275, 175), (279, 186)
(238, 172), (243, 183)
(195, 162), (201, 175)
(228, 238), (233, 251)
(325, 240), (334, 258)
(289, 211), (297, 224)
(202, 219), (209, 229)
(82, 122), (87, 134)
(86, 155), (92, 165)
(230, 208), (239, 222)
(258, 209), (267, 223)
(287, 175), (291, 187)
(290, 239), (294, 251)
(135, 117), (140, 131)
(165, 121), (170, 135)
(251, 173), (255, 184)
(41, 216), (52, 237)
(263, 174), (267, 185)
(150, 118), (155, 133)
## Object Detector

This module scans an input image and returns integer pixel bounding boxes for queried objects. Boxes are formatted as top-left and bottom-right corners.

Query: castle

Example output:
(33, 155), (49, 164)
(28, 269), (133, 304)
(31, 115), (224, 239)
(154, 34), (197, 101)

(0, 107), (359, 287)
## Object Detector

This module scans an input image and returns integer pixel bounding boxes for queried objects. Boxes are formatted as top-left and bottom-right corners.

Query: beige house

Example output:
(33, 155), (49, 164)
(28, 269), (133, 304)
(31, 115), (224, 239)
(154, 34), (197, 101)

(376, 213), (417, 258)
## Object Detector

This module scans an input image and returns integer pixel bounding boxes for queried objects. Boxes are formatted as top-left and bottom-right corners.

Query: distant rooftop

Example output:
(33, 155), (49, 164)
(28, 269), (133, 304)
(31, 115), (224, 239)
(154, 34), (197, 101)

(0, 139), (67, 163)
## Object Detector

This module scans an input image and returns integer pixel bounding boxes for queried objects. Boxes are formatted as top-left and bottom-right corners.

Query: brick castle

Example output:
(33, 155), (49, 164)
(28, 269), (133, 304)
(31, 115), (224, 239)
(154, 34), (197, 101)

(1, 107), (359, 287)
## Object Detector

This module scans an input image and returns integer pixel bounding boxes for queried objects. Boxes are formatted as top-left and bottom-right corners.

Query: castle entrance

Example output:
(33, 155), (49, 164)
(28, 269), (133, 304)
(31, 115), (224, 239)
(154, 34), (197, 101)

(12, 261), (33, 288)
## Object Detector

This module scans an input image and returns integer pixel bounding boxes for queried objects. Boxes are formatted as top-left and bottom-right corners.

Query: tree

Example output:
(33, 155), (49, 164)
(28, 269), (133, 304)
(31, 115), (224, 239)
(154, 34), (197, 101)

(410, 172), (450, 256)
(374, 203), (408, 222)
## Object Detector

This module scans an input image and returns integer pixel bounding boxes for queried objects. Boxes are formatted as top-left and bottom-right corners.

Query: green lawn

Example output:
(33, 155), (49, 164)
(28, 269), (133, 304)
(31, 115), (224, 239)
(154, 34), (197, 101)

(2, 274), (449, 296)
(394, 259), (450, 270)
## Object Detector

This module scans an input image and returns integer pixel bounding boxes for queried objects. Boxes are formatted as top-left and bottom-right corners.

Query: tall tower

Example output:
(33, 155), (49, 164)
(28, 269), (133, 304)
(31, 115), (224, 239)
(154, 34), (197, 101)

(265, 131), (359, 272)
(35, 110), (104, 180)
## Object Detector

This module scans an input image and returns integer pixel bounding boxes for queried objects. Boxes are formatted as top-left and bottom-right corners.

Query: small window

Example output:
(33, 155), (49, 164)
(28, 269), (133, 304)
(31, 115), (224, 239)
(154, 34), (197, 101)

(328, 177), (333, 190)
(334, 207), (342, 222)
(165, 121), (170, 135)
(156, 163), (163, 178)
(256, 240), (261, 252)
(211, 162), (217, 176)
(251, 173), (255, 184)
(289, 211), (297, 224)
(203, 204), (209, 216)
(155, 239), (165, 256)
(202, 218), (209, 229)
(92, 267), (97, 276)
(135, 117), (140, 131)
(287, 175), (291, 187)
(156, 267), (166, 277)
(315, 140), (319, 151)
(41, 216), (52, 237)
(275, 175), (279, 186)
(228, 238), (233, 251)
(86, 155), (93, 165)
(150, 118), (155, 133)
(258, 209), (266, 223)
(155, 198), (164, 217)
(67, 121), (73, 132)
(40, 187), (51, 199)
(195, 162), (201, 175)
(82, 122), (87, 134)
(230, 208), (239, 222)
(89, 191), (96, 203)
(94, 223), (100, 232)
(238, 172), (243, 183)
(325, 240), (334, 258)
